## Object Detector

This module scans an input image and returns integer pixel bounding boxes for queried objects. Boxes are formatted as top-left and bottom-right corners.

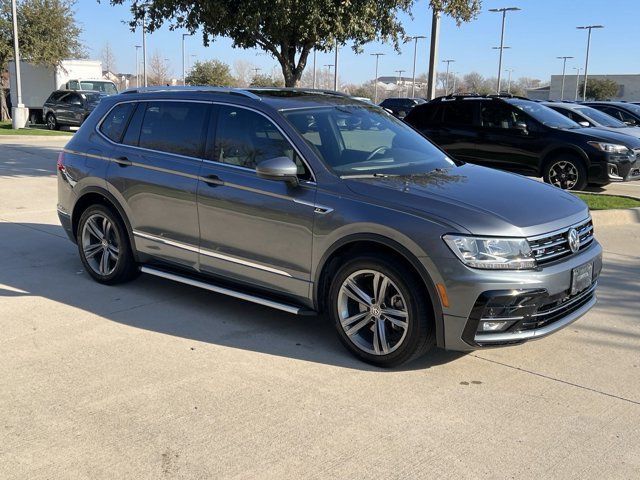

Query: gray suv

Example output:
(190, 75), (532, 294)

(44, 90), (103, 130)
(57, 87), (602, 367)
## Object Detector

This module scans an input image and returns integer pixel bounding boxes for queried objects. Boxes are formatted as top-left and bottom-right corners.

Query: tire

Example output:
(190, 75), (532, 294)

(76, 204), (138, 285)
(328, 255), (435, 368)
(46, 113), (59, 131)
(543, 154), (588, 191)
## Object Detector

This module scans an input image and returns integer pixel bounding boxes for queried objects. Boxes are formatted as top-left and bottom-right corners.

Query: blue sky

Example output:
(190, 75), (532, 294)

(76, 0), (639, 84)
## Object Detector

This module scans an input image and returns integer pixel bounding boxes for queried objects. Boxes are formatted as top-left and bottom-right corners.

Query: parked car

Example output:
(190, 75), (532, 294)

(545, 101), (640, 139)
(379, 97), (425, 118)
(584, 101), (640, 127)
(57, 87), (601, 367)
(43, 90), (104, 130)
(404, 94), (640, 190)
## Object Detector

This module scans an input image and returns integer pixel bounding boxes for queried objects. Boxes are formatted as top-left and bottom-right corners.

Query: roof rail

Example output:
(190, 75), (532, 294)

(121, 85), (262, 100)
(246, 87), (351, 98)
(430, 92), (532, 102)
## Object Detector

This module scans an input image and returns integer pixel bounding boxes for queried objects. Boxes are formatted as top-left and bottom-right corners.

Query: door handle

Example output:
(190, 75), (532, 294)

(203, 174), (224, 186)
(113, 156), (132, 167)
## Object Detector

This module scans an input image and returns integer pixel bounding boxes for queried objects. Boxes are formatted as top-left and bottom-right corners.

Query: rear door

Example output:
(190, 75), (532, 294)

(474, 100), (542, 174)
(196, 104), (316, 301)
(105, 100), (210, 270)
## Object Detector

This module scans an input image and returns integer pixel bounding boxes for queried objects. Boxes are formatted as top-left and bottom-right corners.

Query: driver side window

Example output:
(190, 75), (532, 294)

(481, 101), (527, 129)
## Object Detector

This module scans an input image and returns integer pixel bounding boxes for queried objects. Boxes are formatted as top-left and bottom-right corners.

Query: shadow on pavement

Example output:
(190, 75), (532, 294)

(0, 142), (66, 178)
(0, 221), (467, 372)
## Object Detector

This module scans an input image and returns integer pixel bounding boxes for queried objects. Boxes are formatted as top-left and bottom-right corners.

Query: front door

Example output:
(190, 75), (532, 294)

(196, 104), (316, 301)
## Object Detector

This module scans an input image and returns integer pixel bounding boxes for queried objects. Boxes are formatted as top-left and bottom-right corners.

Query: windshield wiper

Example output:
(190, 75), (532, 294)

(340, 173), (395, 179)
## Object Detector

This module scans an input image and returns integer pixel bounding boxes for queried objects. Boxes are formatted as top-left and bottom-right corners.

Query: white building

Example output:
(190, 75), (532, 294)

(530, 74), (640, 101)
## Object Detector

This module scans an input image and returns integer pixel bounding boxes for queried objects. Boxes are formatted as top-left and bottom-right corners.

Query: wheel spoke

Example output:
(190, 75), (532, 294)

(382, 314), (408, 330)
(99, 249), (110, 275)
(84, 243), (103, 259)
(376, 318), (390, 354)
(345, 314), (372, 337)
(108, 244), (119, 257)
(343, 279), (372, 306)
(373, 273), (389, 304)
(86, 218), (104, 240)
(340, 311), (369, 328)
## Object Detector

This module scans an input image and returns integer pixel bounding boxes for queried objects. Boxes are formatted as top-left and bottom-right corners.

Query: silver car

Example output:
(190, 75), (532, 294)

(57, 87), (602, 367)
(545, 101), (640, 139)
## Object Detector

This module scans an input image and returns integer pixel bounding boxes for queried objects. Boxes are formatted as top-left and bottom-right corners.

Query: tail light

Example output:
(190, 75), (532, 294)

(57, 151), (65, 172)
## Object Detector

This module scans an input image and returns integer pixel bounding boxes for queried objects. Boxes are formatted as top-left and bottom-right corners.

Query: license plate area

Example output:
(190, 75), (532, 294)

(571, 262), (593, 295)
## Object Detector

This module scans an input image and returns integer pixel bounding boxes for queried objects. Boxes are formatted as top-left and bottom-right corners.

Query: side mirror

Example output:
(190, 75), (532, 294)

(625, 120), (637, 126)
(256, 157), (299, 186)
(578, 121), (590, 127)
(513, 121), (529, 135)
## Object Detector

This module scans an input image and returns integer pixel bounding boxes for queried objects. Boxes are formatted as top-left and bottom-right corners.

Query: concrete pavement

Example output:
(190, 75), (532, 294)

(1, 137), (639, 479)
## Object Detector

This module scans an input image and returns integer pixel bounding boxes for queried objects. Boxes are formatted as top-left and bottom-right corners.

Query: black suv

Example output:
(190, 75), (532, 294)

(43, 90), (103, 130)
(379, 97), (425, 119)
(584, 101), (640, 127)
(405, 95), (640, 190)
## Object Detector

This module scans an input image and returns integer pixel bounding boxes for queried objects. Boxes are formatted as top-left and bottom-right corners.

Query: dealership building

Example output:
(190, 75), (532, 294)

(527, 74), (640, 101)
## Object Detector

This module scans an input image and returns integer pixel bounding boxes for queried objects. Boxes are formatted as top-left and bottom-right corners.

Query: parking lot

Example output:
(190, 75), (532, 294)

(1, 136), (639, 479)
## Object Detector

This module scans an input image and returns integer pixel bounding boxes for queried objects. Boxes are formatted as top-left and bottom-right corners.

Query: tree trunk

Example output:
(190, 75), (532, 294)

(0, 89), (10, 122)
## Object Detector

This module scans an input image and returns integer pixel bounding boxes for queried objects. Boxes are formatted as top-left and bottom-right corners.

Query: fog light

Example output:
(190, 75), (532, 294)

(481, 321), (509, 331)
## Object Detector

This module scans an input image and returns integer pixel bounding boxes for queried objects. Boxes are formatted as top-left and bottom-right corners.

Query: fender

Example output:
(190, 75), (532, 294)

(313, 232), (446, 348)
(540, 143), (591, 170)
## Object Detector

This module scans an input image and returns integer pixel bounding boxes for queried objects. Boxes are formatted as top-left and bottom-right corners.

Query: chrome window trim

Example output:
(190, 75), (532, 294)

(133, 230), (293, 278)
(94, 98), (317, 183)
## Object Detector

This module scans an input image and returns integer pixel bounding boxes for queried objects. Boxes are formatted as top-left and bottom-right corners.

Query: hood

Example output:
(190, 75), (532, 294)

(344, 164), (589, 237)
(571, 126), (640, 148)
(589, 125), (640, 140)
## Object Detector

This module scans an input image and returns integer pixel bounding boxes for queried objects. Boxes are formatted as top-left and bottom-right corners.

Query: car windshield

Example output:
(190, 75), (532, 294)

(79, 81), (118, 95)
(83, 93), (103, 104)
(575, 106), (626, 127)
(507, 99), (581, 129)
(620, 103), (640, 116)
(282, 105), (456, 177)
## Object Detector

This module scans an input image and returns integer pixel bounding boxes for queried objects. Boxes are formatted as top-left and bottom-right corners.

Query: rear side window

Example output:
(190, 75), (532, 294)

(100, 103), (135, 143)
(442, 101), (476, 126)
(138, 101), (209, 157)
(405, 104), (441, 129)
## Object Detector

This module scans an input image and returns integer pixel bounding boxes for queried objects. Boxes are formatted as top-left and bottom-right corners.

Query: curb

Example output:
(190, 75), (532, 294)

(0, 135), (72, 142)
(591, 207), (640, 227)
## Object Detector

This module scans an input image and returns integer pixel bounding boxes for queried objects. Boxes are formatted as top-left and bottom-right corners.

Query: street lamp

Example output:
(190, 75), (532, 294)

(573, 67), (582, 101)
(371, 53), (385, 102)
(141, 10), (147, 87)
(134, 45), (142, 87)
(408, 35), (426, 98)
(395, 70), (406, 96)
(489, 7), (521, 94)
(182, 33), (190, 86)
(10, 0), (27, 128)
(505, 68), (514, 94)
(312, 48), (317, 89)
(323, 64), (334, 90)
(556, 56), (574, 100)
(441, 59), (455, 95)
(451, 72), (459, 94)
(333, 38), (339, 91)
(577, 25), (604, 101)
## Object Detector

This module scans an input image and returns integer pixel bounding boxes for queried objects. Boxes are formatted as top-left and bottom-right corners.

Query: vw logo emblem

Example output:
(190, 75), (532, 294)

(567, 228), (580, 253)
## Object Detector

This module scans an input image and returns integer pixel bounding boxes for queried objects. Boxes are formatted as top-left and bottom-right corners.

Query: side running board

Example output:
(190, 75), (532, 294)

(140, 266), (314, 316)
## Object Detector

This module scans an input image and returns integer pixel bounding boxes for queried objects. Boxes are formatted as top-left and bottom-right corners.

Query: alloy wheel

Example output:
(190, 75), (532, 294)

(47, 115), (56, 130)
(548, 161), (579, 190)
(81, 213), (120, 276)
(337, 269), (409, 355)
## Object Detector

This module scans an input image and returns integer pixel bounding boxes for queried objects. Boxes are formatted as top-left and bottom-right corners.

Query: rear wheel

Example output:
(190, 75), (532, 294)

(77, 205), (138, 284)
(46, 113), (59, 131)
(328, 255), (435, 367)
(543, 155), (587, 191)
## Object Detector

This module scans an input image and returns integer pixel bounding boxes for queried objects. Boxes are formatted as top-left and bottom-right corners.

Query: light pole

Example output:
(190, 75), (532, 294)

(134, 45), (142, 87)
(323, 64), (334, 90)
(312, 48), (317, 89)
(573, 67), (582, 101)
(556, 56), (574, 100)
(371, 53), (384, 102)
(408, 35), (426, 98)
(333, 38), (339, 91)
(577, 25), (604, 101)
(395, 69), (406, 96)
(182, 34), (190, 86)
(441, 59), (454, 95)
(426, 11), (441, 100)
(489, 7), (521, 94)
(504, 68), (514, 93)
(10, 0), (28, 128)
(142, 10), (147, 87)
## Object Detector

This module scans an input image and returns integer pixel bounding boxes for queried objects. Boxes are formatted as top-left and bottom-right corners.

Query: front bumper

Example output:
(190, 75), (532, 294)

(434, 239), (603, 351)
(606, 151), (640, 182)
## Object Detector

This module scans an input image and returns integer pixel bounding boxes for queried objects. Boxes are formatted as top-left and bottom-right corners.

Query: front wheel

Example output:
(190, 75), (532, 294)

(543, 155), (587, 191)
(328, 255), (435, 367)
(46, 113), (59, 131)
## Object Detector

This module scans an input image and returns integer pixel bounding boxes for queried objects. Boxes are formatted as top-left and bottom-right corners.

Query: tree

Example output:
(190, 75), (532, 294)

(101, 41), (116, 73)
(110, 0), (482, 88)
(463, 72), (484, 93)
(1, 0), (84, 120)
(233, 59), (256, 87)
(148, 50), (171, 85)
(186, 59), (235, 86)
(581, 78), (619, 100)
(249, 73), (283, 87)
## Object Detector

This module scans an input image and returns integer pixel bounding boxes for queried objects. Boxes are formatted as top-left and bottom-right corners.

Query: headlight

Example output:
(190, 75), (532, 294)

(443, 235), (536, 270)
(587, 141), (632, 155)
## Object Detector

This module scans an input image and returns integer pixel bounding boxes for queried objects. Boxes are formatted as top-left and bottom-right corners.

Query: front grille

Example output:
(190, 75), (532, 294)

(528, 218), (594, 265)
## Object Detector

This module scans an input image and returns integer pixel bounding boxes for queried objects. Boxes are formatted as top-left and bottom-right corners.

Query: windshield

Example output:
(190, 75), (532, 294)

(507, 99), (580, 129)
(575, 106), (626, 127)
(282, 105), (455, 177)
(83, 92), (103, 104)
(79, 81), (118, 95)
